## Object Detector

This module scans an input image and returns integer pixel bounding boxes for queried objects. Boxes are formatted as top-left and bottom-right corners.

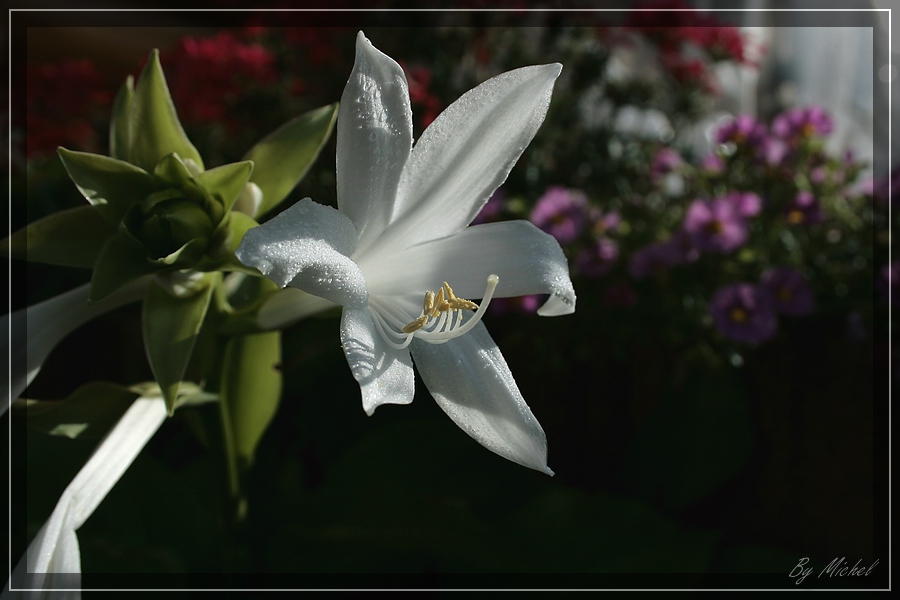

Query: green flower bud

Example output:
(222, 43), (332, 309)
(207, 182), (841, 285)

(124, 189), (216, 262)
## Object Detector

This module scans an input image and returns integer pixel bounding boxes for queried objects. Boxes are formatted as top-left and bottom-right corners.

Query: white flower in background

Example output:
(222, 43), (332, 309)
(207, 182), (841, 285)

(237, 32), (575, 474)
(4, 395), (167, 600)
(2, 278), (148, 414)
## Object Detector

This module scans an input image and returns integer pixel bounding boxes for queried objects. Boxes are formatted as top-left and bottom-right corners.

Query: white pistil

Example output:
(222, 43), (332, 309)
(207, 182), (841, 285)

(372, 275), (500, 350)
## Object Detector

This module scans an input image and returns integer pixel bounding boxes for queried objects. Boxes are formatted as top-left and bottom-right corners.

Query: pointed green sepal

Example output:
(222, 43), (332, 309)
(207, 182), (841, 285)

(16, 381), (139, 439)
(57, 148), (159, 226)
(152, 152), (196, 187)
(220, 330), (282, 468)
(129, 49), (203, 173)
(90, 231), (162, 302)
(197, 211), (260, 274)
(243, 103), (338, 218)
(3, 205), (116, 268)
(194, 160), (254, 214)
(156, 237), (208, 266)
(142, 272), (216, 415)
(110, 75), (135, 161)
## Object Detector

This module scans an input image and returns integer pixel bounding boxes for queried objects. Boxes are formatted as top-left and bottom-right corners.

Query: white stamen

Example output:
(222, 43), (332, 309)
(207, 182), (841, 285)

(369, 275), (500, 349)
(416, 274), (499, 344)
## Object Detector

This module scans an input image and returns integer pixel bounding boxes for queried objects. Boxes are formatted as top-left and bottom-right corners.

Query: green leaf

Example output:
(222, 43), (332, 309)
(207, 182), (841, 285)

(129, 49), (203, 173)
(3, 205), (116, 268)
(142, 273), (216, 414)
(17, 381), (138, 439)
(57, 148), (159, 225)
(193, 161), (254, 214)
(243, 103), (338, 218)
(110, 75), (134, 161)
(220, 331), (282, 468)
(90, 232), (162, 302)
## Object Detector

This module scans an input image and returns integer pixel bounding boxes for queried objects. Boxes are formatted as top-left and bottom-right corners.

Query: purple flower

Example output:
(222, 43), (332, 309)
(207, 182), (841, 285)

(785, 190), (824, 225)
(810, 166), (827, 185)
(760, 136), (789, 167)
(651, 147), (683, 179)
(589, 207), (620, 235)
(701, 154), (725, 173)
(724, 190), (762, 217)
(472, 188), (506, 225)
(709, 283), (778, 345)
(529, 186), (589, 244)
(577, 238), (619, 277)
(683, 198), (748, 253)
(772, 105), (833, 139)
(628, 231), (697, 279)
(488, 294), (544, 316)
(716, 115), (767, 147)
(761, 267), (815, 316)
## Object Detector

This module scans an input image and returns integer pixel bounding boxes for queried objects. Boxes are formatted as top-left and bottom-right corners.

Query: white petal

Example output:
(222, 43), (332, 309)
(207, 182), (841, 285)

(2, 279), (148, 415)
(411, 322), (553, 475)
(235, 198), (368, 308)
(337, 31), (413, 251)
(7, 396), (166, 597)
(363, 221), (576, 316)
(369, 63), (561, 255)
(340, 306), (415, 415)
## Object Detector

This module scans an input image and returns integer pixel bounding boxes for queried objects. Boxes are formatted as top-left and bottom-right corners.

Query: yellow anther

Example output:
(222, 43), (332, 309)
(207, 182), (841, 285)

(442, 281), (477, 310)
(443, 282), (456, 300)
(449, 298), (478, 311)
(423, 290), (435, 314)
(431, 288), (446, 317)
(402, 315), (429, 333)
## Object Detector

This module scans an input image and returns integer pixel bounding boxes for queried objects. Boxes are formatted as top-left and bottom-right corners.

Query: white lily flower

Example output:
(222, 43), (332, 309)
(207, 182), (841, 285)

(237, 32), (575, 475)
(4, 394), (167, 599)
(2, 278), (149, 415)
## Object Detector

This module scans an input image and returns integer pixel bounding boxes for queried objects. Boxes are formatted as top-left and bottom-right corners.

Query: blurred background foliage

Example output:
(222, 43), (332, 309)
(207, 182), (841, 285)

(13, 2), (888, 584)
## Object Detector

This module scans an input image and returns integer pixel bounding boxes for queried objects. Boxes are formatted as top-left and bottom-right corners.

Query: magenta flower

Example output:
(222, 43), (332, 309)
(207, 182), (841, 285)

(489, 294), (544, 316)
(761, 267), (815, 316)
(530, 186), (590, 244)
(628, 231), (697, 279)
(651, 147), (683, 179)
(577, 238), (619, 277)
(715, 115), (766, 147)
(709, 284), (777, 345)
(760, 136), (789, 167)
(683, 198), (748, 253)
(701, 154), (725, 173)
(772, 105), (833, 139)
(724, 190), (762, 217)
(588, 207), (621, 236)
(785, 190), (824, 225)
